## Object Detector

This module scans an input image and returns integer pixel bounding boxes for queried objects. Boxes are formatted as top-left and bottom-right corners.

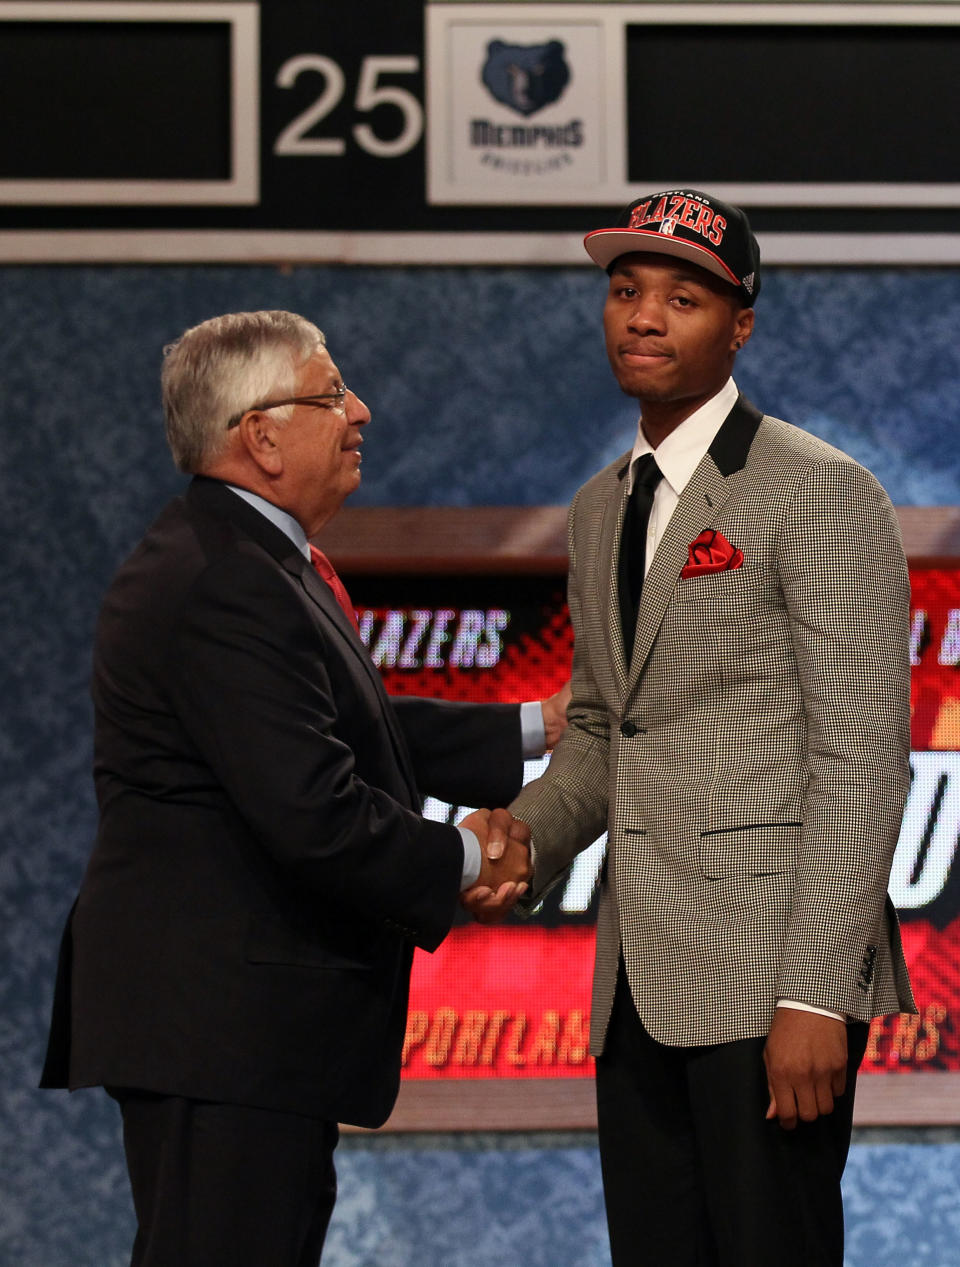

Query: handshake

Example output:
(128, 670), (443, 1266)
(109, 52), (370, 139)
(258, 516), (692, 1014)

(459, 807), (533, 925)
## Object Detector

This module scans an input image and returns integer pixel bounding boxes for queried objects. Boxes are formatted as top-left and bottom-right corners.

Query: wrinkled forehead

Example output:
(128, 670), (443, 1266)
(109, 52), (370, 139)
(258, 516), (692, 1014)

(295, 345), (342, 389)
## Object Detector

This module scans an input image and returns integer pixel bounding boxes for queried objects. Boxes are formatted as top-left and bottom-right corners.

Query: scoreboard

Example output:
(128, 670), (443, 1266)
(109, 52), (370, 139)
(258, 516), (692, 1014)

(4, 1), (960, 262)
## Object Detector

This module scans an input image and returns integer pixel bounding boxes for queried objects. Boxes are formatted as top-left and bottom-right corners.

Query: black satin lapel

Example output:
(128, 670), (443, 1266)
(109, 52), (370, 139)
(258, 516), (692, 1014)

(707, 395), (763, 477)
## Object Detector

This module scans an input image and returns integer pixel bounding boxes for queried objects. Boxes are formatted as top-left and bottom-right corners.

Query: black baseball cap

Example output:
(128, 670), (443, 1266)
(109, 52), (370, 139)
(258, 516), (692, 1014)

(584, 188), (761, 304)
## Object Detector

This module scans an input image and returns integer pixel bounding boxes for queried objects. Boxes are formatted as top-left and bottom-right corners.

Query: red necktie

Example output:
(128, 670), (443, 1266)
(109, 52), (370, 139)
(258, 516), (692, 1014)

(309, 545), (359, 631)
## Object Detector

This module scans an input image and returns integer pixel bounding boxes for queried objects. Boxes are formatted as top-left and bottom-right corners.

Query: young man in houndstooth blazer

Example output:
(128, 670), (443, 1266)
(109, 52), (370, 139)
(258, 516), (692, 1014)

(492, 191), (915, 1265)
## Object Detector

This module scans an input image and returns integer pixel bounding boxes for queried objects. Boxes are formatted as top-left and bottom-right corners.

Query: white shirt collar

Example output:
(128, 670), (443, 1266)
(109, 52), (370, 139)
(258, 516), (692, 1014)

(627, 378), (739, 496)
(224, 484), (311, 560)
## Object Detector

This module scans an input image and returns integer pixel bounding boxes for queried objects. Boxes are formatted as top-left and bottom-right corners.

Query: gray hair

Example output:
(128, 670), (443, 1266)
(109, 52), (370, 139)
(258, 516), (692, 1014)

(161, 310), (326, 472)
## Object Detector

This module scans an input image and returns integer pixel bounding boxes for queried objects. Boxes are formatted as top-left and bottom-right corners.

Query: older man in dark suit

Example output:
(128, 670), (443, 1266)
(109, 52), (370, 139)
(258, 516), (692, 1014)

(41, 310), (549, 1266)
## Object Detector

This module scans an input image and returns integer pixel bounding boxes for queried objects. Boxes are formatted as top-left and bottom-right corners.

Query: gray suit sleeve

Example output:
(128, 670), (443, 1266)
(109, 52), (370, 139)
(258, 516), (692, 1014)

(775, 457), (912, 1017)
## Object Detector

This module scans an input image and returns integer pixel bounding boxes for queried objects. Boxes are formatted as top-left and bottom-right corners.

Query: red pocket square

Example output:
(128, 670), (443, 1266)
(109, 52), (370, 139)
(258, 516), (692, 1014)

(681, 530), (744, 578)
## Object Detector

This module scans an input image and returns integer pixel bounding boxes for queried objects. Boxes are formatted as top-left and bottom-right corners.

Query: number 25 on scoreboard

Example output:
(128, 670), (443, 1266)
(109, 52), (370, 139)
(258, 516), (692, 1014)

(273, 54), (423, 159)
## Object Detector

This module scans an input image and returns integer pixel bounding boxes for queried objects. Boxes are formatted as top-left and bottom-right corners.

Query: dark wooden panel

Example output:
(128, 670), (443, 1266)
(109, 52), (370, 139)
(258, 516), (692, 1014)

(318, 506), (960, 573)
(342, 1071), (960, 1133)
(317, 506), (569, 573)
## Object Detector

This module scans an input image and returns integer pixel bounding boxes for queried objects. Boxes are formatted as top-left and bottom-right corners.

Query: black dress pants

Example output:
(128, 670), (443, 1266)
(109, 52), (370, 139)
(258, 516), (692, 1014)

(109, 1089), (339, 1267)
(595, 965), (868, 1267)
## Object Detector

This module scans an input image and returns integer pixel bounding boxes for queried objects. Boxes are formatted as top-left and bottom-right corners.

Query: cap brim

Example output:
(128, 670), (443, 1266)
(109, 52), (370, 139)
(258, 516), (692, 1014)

(584, 228), (741, 291)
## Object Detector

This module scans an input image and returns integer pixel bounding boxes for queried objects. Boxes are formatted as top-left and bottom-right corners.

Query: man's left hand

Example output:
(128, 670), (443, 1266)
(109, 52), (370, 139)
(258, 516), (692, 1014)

(763, 1007), (848, 1130)
(541, 680), (572, 750)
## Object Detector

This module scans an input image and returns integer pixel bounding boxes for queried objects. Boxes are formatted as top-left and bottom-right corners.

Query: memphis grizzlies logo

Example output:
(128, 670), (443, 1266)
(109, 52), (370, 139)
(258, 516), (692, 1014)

(481, 40), (570, 117)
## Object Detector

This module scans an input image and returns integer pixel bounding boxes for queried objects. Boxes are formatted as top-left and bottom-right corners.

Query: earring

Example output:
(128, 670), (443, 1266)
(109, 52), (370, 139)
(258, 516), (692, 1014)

(734, 340), (743, 349)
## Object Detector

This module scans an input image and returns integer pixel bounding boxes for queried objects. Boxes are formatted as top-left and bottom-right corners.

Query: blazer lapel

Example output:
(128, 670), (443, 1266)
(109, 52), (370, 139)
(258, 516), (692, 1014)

(626, 396), (763, 687)
(187, 478), (421, 804)
(292, 556), (421, 805)
(600, 462), (634, 694)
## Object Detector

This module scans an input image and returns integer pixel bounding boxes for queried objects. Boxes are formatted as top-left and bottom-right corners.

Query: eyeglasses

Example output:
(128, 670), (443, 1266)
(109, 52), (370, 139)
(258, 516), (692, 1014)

(226, 388), (348, 429)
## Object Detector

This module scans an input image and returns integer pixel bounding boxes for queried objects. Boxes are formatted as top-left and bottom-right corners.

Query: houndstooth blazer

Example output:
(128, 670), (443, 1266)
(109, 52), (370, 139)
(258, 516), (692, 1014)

(512, 396), (916, 1053)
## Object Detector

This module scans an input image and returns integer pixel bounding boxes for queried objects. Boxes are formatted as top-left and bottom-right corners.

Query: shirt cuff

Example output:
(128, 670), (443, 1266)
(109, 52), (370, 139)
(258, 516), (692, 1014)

(776, 999), (847, 1023)
(520, 700), (546, 759)
(458, 826), (481, 891)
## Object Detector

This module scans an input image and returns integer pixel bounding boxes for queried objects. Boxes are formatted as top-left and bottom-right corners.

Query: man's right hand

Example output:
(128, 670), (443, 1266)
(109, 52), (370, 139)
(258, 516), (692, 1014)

(459, 808), (532, 924)
(763, 1007), (849, 1130)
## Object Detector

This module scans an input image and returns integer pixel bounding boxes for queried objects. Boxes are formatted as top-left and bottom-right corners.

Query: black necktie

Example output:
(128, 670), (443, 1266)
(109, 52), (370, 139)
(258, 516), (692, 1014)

(618, 453), (663, 664)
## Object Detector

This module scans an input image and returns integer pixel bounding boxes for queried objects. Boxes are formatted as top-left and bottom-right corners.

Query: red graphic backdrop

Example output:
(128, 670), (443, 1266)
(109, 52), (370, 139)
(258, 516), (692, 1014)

(349, 569), (960, 1079)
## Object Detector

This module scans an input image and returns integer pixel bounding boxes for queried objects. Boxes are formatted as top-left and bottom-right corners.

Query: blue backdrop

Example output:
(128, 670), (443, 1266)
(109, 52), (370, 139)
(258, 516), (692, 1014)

(2, 264), (959, 1266)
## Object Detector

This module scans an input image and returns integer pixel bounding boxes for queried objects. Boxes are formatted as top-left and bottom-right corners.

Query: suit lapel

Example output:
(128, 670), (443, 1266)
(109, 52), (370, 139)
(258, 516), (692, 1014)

(294, 561), (422, 803)
(186, 478), (421, 803)
(625, 396), (762, 688)
(600, 463), (633, 693)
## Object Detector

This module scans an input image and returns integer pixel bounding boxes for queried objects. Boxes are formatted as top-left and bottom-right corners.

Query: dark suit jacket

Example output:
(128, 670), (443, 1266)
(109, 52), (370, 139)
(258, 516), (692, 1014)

(42, 477), (523, 1128)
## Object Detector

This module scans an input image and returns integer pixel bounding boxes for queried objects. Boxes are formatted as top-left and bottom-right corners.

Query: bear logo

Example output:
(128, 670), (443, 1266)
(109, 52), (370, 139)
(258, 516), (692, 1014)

(481, 40), (570, 117)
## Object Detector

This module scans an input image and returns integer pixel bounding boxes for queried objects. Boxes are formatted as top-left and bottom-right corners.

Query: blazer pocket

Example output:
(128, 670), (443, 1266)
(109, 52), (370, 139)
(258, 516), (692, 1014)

(698, 822), (801, 879)
(675, 566), (769, 623)
(245, 920), (372, 972)
(678, 565), (753, 597)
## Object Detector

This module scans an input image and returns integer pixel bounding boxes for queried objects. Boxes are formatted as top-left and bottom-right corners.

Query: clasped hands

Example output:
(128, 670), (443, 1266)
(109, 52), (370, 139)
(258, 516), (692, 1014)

(459, 807), (532, 924)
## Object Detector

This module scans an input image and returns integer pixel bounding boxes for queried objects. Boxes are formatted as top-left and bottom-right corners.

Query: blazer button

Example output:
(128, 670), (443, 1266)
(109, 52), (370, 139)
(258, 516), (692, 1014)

(620, 721), (638, 737)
